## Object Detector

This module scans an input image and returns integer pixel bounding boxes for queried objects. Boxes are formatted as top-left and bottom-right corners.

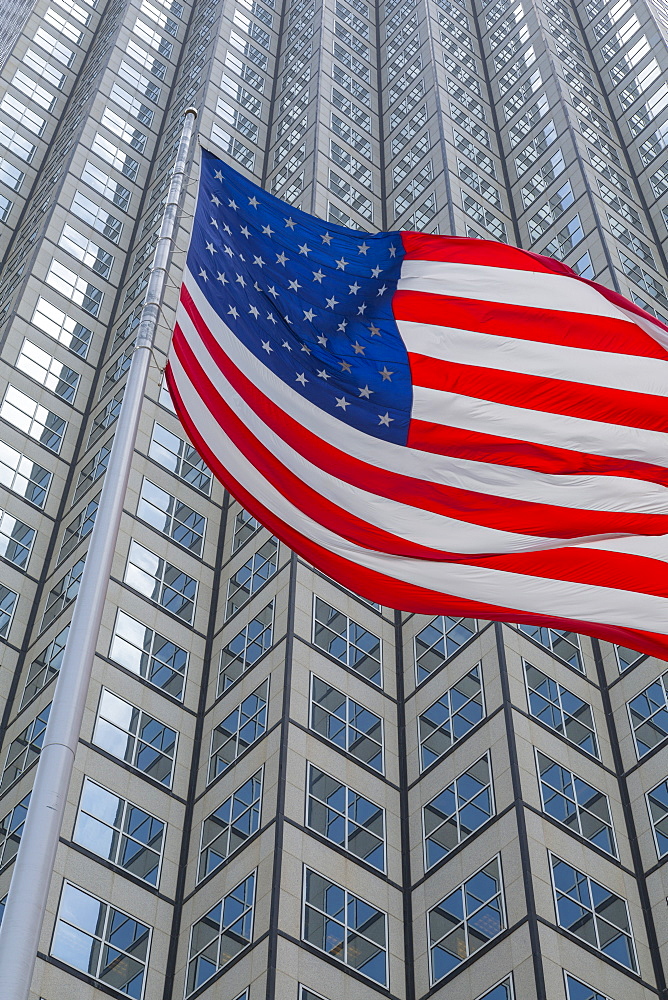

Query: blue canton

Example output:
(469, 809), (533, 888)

(187, 148), (411, 444)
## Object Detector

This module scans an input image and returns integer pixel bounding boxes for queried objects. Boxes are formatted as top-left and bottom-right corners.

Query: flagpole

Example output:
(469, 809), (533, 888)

(0, 107), (197, 1000)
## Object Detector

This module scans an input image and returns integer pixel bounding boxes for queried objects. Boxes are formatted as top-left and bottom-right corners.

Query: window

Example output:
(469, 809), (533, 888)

(93, 688), (177, 786)
(306, 763), (385, 870)
(310, 675), (383, 771)
(477, 978), (514, 999)
(516, 623), (583, 671)
(0, 121), (36, 162)
(118, 60), (160, 102)
(423, 753), (494, 868)
(312, 597), (381, 685)
(45, 259), (103, 316)
(525, 663), (598, 756)
(1, 193), (13, 221)
(16, 341), (79, 403)
(211, 123), (255, 170)
(0, 443), (50, 508)
(73, 777), (164, 885)
(565, 975), (611, 1000)
(91, 133), (139, 181)
(302, 869), (387, 984)
(615, 644), (643, 672)
(645, 777), (668, 858)
(149, 423), (211, 494)
(22, 624), (68, 707)
(198, 770), (262, 880)
(33, 25), (74, 64)
(551, 856), (637, 970)
(31, 298), (92, 357)
(71, 191), (123, 243)
(0, 94), (45, 135)
(209, 679), (268, 781)
(44, 6), (84, 43)
(1, 386), (67, 453)
(109, 609), (187, 700)
(0, 704), (50, 789)
(329, 170), (373, 220)
(124, 540), (197, 624)
(462, 192), (506, 240)
(42, 557), (85, 631)
(89, 390), (123, 447)
(231, 509), (260, 551)
(73, 444), (109, 504)
(110, 84), (153, 127)
(608, 215), (654, 266)
(51, 883), (151, 997)
(419, 666), (485, 770)
(0, 158), (24, 192)
(218, 602), (274, 694)
(11, 71), (56, 112)
(23, 49), (66, 89)
(137, 478), (206, 555)
(536, 751), (616, 855)
(0, 793), (29, 870)
(126, 38), (167, 78)
(100, 107), (147, 154)
(186, 872), (255, 995)
(428, 857), (506, 983)
(59, 224), (114, 279)
(133, 18), (174, 58)
(628, 671), (668, 757)
(619, 253), (668, 311)
(414, 616), (477, 683)
(0, 508), (35, 569)
(226, 537), (278, 617)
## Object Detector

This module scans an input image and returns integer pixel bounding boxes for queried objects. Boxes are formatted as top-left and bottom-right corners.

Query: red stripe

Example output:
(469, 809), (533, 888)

(408, 419), (668, 488)
(179, 284), (668, 536)
(393, 288), (668, 361)
(166, 361), (668, 663)
(409, 352), (668, 433)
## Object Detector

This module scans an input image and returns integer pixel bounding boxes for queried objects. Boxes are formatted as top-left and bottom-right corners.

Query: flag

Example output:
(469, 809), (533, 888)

(167, 145), (668, 660)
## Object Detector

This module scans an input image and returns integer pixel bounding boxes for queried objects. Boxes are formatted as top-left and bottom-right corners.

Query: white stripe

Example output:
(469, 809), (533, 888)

(412, 384), (668, 468)
(399, 259), (635, 323)
(169, 354), (668, 635)
(399, 319), (668, 397)
(180, 272), (668, 516)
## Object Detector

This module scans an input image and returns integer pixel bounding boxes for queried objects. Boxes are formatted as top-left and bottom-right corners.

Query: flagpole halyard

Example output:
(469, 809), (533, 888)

(0, 107), (198, 1000)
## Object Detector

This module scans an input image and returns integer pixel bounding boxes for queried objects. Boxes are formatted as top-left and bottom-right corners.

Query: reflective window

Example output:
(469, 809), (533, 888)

(58, 498), (98, 563)
(0, 443), (50, 508)
(21, 625), (69, 707)
(536, 751), (616, 855)
(477, 979), (514, 1000)
(565, 975), (611, 1000)
(44, 6), (83, 44)
(91, 133), (139, 180)
(73, 444), (109, 503)
(209, 679), (268, 781)
(0, 508), (35, 569)
(1, 385), (67, 453)
(300, 989), (328, 1000)
(0, 121), (36, 162)
(310, 675), (383, 771)
(646, 778), (668, 857)
(23, 48), (66, 88)
(419, 666), (485, 770)
(428, 857), (505, 984)
(45, 259), (103, 316)
(58, 224), (114, 278)
(414, 616), (478, 683)
(198, 770), (262, 880)
(0, 586), (18, 639)
(423, 753), (493, 868)
(33, 26), (75, 65)
(313, 597), (381, 685)
(517, 623), (583, 670)
(73, 777), (164, 885)
(307, 764), (385, 870)
(109, 609), (187, 700)
(551, 856), (637, 970)
(226, 537), (278, 618)
(302, 868), (387, 984)
(93, 689), (177, 787)
(614, 644), (644, 672)
(51, 882), (151, 997)
(0, 704), (50, 789)
(524, 663), (599, 757)
(31, 297), (92, 357)
(42, 557), (85, 631)
(137, 478), (206, 555)
(124, 539), (197, 624)
(628, 671), (668, 757)
(218, 602), (273, 694)
(81, 160), (131, 210)
(16, 341), (79, 402)
(0, 793), (29, 869)
(186, 872), (256, 995)
(100, 107), (147, 154)
(232, 508), (260, 551)
(71, 190), (122, 243)
(149, 423), (211, 494)
(0, 94), (45, 135)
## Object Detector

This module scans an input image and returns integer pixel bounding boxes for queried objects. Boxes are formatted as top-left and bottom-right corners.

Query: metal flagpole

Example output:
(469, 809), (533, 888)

(0, 107), (198, 1000)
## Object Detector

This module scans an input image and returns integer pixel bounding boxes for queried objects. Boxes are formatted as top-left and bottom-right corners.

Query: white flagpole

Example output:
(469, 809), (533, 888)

(0, 107), (198, 1000)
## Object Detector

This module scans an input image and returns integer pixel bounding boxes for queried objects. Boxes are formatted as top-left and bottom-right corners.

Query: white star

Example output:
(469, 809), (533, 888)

(217, 272), (228, 284)
(317, 334), (328, 346)
(296, 372), (307, 385)
(371, 265), (382, 278)
(249, 305), (260, 318)
(267, 312), (277, 324)
(357, 302), (367, 315)
(325, 295), (339, 309)
(284, 314), (293, 324)
(236, 273), (247, 287)
(389, 246), (397, 257)
(321, 232), (333, 244)
(335, 396), (350, 410)
(285, 217), (296, 229)
(214, 169), (223, 180)
(248, 196), (259, 208)
(210, 217), (219, 228)
(317, 369), (331, 380)
(223, 223), (232, 235)
(206, 241), (217, 254)
(276, 252), (288, 265)
(379, 366), (394, 381)
(288, 278), (301, 291)
(312, 269), (325, 283)
(268, 285), (278, 297)
(337, 319), (348, 331)
(369, 324), (381, 336)
(301, 343), (311, 354)
(303, 308), (316, 321)
(228, 305), (239, 318)
(335, 257), (348, 270)
(352, 341), (366, 354)
(211, 194), (221, 206)
(262, 340), (273, 353)
(339, 360), (352, 372)
(378, 412), (393, 426)
(348, 281), (361, 295)
(358, 242), (370, 255)
(240, 225), (251, 237)
(199, 268), (208, 281)
(298, 243), (311, 255)
(282, 340), (292, 350)
(224, 246), (234, 257)
(238, 253), (245, 262)
(254, 281), (262, 291)
(377, 284), (387, 296)
(262, 224), (274, 236)
(229, 198), (238, 210)
(358, 385), (373, 398)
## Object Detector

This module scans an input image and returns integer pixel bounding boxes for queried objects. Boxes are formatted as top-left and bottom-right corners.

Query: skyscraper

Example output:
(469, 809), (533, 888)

(0, 0), (666, 995)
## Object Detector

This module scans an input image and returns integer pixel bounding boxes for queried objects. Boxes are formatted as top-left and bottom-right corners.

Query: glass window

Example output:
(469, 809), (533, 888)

(0, 94), (45, 135)
(186, 871), (256, 994)
(42, 557), (85, 631)
(218, 602), (274, 694)
(0, 443), (50, 507)
(312, 597), (381, 685)
(414, 616), (478, 683)
(1, 385), (67, 453)
(209, 679), (268, 781)
(91, 133), (139, 181)
(33, 27), (75, 66)
(565, 974), (611, 1000)
(31, 298), (92, 357)
(100, 107), (147, 154)
(93, 688), (177, 786)
(73, 777), (165, 885)
(0, 704), (50, 790)
(149, 423), (211, 494)
(551, 856), (637, 970)
(11, 70), (56, 112)
(58, 224), (114, 279)
(58, 499), (97, 563)
(0, 508), (35, 569)
(428, 857), (506, 983)
(302, 869), (387, 984)
(0, 793), (30, 869)
(126, 38), (167, 78)
(0, 121), (36, 162)
(226, 537), (278, 618)
(89, 391), (123, 447)
(524, 663), (599, 757)
(419, 665), (485, 770)
(614, 644), (644, 672)
(310, 675), (383, 771)
(23, 49), (66, 89)
(16, 341), (80, 402)
(477, 979), (514, 1000)
(73, 444), (109, 503)
(628, 671), (668, 757)
(307, 763), (385, 870)
(133, 18), (174, 59)
(51, 882), (151, 997)
(0, 158), (24, 192)
(137, 478), (205, 556)
(45, 259), (103, 316)
(0, 586), (18, 639)
(124, 539), (197, 624)
(536, 751), (616, 855)
(423, 753), (494, 868)
(82, 160), (131, 211)
(71, 190), (123, 242)
(109, 609), (187, 700)
(646, 778), (668, 857)
(21, 624), (69, 707)
(232, 508), (260, 551)
(198, 770), (262, 880)
(299, 989), (328, 1000)
(43, 6), (84, 44)
(110, 84), (153, 127)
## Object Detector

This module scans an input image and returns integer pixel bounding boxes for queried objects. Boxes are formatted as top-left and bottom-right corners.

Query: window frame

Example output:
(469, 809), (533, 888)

(92, 687), (178, 788)
(197, 766), (263, 882)
(422, 751), (495, 870)
(311, 593), (382, 687)
(523, 659), (599, 758)
(534, 747), (617, 857)
(185, 870), (257, 996)
(309, 672), (385, 774)
(418, 664), (486, 771)
(305, 761), (386, 872)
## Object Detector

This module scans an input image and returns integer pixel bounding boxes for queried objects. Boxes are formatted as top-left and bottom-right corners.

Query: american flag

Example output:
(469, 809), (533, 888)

(167, 146), (668, 660)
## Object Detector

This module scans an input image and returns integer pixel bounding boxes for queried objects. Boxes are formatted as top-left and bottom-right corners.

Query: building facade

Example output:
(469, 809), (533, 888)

(0, 0), (667, 996)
